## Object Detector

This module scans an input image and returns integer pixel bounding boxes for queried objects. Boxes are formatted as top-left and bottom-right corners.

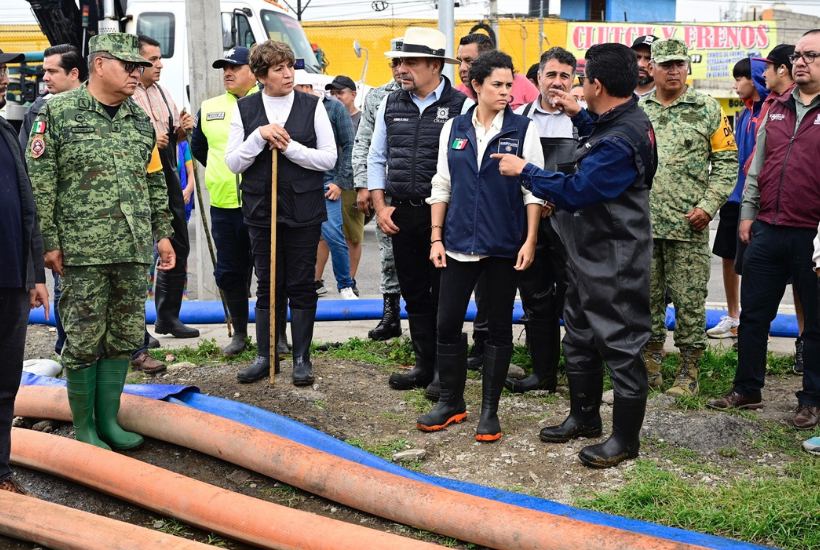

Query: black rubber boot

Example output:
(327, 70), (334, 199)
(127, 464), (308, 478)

(291, 308), (316, 386)
(467, 330), (487, 371)
(276, 302), (291, 356)
(368, 293), (402, 341)
(389, 313), (436, 390)
(539, 370), (603, 443)
(417, 334), (468, 431)
(579, 396), (646, 469)
(147, 333), (161, 349)
(222, 286), (249, 357)
(505, 316), (559, 393)
(153, 271), (200, 338)
(237, 308), (279, 383)
(476, 342), (514, 442)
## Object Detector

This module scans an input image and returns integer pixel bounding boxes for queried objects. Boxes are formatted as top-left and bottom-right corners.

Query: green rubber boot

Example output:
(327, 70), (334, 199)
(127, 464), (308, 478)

(96, 359), (144, 450)
(65, 364), (111, 450)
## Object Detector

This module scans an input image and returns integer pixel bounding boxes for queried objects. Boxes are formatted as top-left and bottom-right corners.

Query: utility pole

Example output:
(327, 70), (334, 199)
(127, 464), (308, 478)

(489, 0), (499, 45)
(186, 0), (224, 301)
(439, 0), (455, 81)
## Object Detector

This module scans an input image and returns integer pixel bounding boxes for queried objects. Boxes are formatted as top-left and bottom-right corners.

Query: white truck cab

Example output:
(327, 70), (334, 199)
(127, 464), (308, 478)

(124, 0), (326, 109)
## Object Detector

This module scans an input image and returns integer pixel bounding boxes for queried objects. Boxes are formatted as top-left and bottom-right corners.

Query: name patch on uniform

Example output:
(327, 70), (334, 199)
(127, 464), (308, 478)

(206, 112), (226, 121)
(30, 136), (45, 158)
(34, 121), (46, 134)
(392, 117), (409, 122)
(497, 138), (520, 155)
(451, 138), (468, 150)
(70, 126), (95, 133)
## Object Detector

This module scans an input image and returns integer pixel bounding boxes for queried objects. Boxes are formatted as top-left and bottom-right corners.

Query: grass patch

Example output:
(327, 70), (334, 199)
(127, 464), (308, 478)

(149, 338), (256, 364)
(314, 336), (415, 366)
(152, 518), (190, 537)
(576, 459), (820, 550)
(345, 436), (409, 460)
(260, 483), (305, 507)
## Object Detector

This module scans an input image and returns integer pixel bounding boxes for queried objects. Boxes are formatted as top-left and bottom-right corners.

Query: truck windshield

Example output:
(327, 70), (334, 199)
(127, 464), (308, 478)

(261, 10), (321, 73)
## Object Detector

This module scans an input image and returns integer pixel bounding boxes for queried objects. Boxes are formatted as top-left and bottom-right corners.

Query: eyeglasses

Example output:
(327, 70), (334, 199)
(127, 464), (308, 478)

(389, 59), (400, 68)
(789, 51), (818, 64)
(99, 56), (145, 75)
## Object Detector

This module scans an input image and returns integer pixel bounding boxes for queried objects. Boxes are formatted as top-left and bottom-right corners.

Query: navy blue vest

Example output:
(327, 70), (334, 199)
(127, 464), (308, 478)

(237, 90), (326, 228)
(444, 106), (532, 258)
(384, 76), (467, 200)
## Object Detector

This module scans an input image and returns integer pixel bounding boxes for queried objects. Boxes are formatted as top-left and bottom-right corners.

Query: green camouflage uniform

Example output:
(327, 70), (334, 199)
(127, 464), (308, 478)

(27, 35), (172, 370)
(640, 39), (738, 350)
(352, 80), (400, 295)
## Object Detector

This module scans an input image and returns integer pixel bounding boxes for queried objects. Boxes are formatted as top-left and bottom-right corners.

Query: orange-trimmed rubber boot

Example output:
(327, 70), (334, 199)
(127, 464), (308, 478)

(476, 342), (513, 442)
(417, 334), (468, 432)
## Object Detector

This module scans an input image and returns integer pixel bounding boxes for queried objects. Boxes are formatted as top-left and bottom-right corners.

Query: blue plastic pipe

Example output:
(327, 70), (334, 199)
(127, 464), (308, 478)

(29, 300), (800, 338)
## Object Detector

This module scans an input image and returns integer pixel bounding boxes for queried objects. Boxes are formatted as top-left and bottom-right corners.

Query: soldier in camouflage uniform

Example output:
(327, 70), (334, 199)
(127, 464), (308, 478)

(27, 33), (175, 451)
(352, 38), (403, 341)
(640, 39), (738, 396)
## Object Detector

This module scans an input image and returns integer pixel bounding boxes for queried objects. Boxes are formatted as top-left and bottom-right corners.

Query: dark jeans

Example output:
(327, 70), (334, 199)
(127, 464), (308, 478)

(736, 221), (820, 406)
(391, 202), (439, 317)
(211, 206), (253, 293)
(247, 223), (322, 311)
(0, 288), (29, 482)
(53, 271), (66, 353)
(438, 257), (518, 347)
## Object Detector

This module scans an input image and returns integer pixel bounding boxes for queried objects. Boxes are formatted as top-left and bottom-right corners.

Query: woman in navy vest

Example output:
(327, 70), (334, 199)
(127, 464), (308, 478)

(417, 51), (545, 442)
(225, 41), (337, 386)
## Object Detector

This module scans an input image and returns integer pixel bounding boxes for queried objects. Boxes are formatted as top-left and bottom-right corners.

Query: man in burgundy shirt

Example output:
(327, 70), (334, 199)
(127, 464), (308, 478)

(709, 30), (820, 430)
(454, 33), (539, 111)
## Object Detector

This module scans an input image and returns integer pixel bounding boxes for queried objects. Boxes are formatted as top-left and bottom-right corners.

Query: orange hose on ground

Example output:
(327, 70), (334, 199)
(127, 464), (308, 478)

(0, 490), (213, 550)
(9, 428), (438, 550)
(15, 386), (708, 550)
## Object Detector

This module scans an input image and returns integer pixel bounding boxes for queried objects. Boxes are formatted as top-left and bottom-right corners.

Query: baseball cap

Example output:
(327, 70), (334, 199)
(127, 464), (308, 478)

(752, 44), (795, 73)
(325, 75), (356, 92)
(631, 35), (659, 50)
(651, 38), (690, 63)
(0, 47), (25, 64)
(213, 47), (250, 69)
(88, 33), (152, 66)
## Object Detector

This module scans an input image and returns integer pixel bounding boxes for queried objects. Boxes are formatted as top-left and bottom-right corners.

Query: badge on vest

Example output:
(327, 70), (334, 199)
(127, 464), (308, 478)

(435, 107), (450, 123)
(497, 138), (520, 155)
(452, 138), (468, 150)
(206, 112), (226, 121)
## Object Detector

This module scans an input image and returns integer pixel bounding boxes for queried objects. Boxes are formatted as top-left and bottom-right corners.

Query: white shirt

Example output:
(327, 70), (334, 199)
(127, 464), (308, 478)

(514, 96), (575, 139)
(813, 221), (820, 271)
(428, 109), (545, 262)
(225, 91), (337, 175)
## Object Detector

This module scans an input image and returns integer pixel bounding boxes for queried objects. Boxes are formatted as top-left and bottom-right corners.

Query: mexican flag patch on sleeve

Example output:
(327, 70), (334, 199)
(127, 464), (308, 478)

(34, 120), (47, 134)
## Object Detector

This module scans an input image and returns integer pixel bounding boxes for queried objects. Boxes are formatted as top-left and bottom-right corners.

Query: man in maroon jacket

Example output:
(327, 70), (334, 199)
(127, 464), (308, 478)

(709, 30), (820, 430)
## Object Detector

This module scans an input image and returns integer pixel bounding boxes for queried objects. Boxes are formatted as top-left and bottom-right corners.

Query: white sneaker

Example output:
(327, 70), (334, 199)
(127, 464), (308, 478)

(339, 287), (359, 300)
(706, 315), (739, 339)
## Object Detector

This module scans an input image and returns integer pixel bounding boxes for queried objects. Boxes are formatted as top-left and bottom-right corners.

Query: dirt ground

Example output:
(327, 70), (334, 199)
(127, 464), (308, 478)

(6, 324), (811, 549)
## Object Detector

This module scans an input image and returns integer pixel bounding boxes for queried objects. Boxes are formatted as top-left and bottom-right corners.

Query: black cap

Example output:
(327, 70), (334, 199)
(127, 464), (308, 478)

(213, 47), (250, 69)
(753, 44), (795, 73)
(325, 75), (356, 92)
(631, 35), (659, 50)
(0, 47), (25, 64)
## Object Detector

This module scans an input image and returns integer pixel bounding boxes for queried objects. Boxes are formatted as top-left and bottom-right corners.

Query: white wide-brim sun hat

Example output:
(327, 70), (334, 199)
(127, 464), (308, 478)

(385, 27), (459, 65)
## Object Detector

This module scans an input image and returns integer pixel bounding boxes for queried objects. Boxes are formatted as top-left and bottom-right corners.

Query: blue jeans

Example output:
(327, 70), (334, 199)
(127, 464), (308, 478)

(53, 272), (66, 353)
(321, 186), (354, 291)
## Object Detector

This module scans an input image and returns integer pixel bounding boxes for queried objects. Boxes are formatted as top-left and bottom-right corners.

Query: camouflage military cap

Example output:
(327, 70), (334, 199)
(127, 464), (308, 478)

(89, 33), (152, 66)
(652, 38), (690, 64)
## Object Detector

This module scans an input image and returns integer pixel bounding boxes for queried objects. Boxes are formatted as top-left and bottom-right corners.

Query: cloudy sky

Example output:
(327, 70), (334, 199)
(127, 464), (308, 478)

(4, 0), (820, 24)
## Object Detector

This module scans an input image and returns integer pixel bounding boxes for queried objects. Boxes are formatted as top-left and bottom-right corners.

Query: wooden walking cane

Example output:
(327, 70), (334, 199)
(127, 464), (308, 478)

(185, 122), (232, 337)
(269, 148), (278, 388)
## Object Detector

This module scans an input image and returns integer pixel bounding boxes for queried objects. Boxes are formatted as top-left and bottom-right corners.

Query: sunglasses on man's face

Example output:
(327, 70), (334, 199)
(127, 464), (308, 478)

(99, 56), (145, 75)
